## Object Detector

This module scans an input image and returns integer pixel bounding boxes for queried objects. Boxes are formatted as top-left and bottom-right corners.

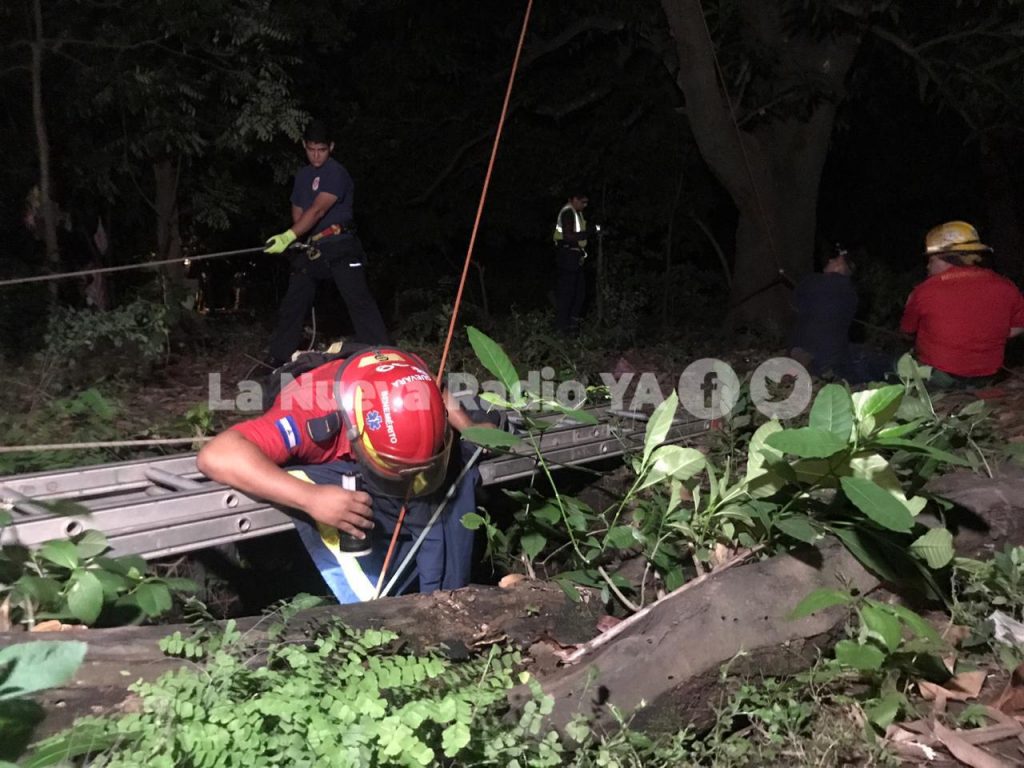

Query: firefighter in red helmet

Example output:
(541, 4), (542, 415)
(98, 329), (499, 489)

(198, 346), (490, 603)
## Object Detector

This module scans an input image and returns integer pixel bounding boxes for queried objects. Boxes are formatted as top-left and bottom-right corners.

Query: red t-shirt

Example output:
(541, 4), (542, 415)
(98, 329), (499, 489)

(231, 360), (353, 465)
(900, 266), (1024, 377)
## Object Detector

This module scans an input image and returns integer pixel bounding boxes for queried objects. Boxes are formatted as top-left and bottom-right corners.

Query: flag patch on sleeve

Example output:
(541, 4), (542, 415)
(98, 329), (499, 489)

(275, 415), (302, 450)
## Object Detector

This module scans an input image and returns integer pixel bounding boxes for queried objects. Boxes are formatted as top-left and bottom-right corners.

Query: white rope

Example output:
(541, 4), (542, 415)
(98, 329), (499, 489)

(376, 445), (485, 599)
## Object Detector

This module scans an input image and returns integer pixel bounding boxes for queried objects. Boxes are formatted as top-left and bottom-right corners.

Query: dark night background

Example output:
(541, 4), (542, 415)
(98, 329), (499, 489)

(1, 0), (1022, 360)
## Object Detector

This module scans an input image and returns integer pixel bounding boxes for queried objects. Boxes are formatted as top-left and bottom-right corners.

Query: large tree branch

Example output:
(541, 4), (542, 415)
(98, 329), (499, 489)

(869, 26), (979, 132)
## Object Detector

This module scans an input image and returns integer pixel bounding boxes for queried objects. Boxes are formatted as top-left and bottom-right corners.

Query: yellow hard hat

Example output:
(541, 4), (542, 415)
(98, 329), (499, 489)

(924, 221), (991, 257)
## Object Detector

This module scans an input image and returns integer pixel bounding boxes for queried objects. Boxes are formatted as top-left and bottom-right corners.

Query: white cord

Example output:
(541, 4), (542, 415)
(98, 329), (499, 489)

(375, 446), (485, 599)
(306, 306), (317, 352)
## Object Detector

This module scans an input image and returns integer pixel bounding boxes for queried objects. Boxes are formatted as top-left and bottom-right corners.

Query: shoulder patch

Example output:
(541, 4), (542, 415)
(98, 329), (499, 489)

(275, 415), (302, 450)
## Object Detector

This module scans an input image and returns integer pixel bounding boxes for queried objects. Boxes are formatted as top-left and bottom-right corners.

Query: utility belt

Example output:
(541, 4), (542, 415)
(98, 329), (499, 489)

(311, 222), (356, 242)
(290, 223), (357, 264)
(556, 242), (588, 266)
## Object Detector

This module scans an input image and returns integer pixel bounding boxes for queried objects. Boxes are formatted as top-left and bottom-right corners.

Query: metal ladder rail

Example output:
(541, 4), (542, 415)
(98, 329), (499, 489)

(0, 405), (637, 510)
(2, 454), (204, 502)
(1, 412), (710, 560)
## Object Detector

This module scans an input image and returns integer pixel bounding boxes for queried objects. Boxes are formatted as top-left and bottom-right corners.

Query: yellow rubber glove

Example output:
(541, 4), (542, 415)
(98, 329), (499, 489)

(264, 228), (297, 254)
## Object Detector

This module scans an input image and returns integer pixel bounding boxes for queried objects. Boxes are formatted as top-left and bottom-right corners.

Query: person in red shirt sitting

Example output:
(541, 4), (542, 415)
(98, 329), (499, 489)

(900, 221), (1024, 388)
(197, 346), (490, 603)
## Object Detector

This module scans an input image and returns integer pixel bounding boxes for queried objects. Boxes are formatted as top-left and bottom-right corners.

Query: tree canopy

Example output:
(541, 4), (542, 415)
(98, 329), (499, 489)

(1, 0), (1021, 338)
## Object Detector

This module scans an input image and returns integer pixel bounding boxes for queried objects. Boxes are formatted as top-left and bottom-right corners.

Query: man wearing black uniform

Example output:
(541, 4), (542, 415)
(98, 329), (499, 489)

(552, 191), (593, 335)
(264, 120), (389, 366)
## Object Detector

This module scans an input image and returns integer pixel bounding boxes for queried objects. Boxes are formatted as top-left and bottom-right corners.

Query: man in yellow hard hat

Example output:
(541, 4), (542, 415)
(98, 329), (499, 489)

(900, 221), (1024, 387)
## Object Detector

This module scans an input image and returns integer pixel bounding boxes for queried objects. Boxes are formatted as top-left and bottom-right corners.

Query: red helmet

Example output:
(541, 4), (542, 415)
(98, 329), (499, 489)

(334, 348), (452, 498)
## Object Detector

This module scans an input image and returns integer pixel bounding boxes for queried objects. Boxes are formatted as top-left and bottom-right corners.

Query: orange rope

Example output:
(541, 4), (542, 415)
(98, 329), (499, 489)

(435, 0), (534, 384)
(375, 502), (408, 598)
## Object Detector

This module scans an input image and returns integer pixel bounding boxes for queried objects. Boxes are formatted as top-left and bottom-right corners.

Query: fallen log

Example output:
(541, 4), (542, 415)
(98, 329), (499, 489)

(927, 468), (1024, 558)
(0, 580), (603, 737)
(520, 542), (881, 733)
(519, 471), (1024, 734)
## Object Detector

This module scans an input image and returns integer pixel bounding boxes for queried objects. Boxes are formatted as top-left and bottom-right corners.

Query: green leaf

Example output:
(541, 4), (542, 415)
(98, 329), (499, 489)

(520, 532), (546, 561)
(839, 476), (914, 532)
(555, 578), (582, 602)
(852, 385), (904, 435)
(441, 721), (472, 758)
(745, 420), (783, 479)
(605, 526), (637, 549)
(639, 445), (705, 490)
(831, 526), (904, 584)
(865, 691), (905, 729)
(774, 516), (822, 545)
(791, 458), (842, 486)
(859, 603), (902, 652)
(13, 576), (61, 607)
(876, 419), (925, 439)
(531, 502), (561, 525)
(479, 391), (512, 409)
(459, 426), (522, 449)
(93, 555), (147, 579)
(66, 571), (104, 625)
(790, 588), (853, 619)
(643, 391), (678, 466)
(849, 454), (927, 516)
(37, 540), (79, 570)
(958, 400), (987, 417)
(20, 722), (127, 768)
(896, 395), (933, 421)
(467, 326), (521, 400)
(909, 527), (954, 569)
(834, 639), (886, 671)
(766, 428), (848, 459)
(461, 512), (485, 530)
(71, 530), (109, 560)
(0, 641), (87, 700)
(882, 602), (942, 642)
(873, 437), (968, 466)
(133, 582), (173, 618)
(0, 508), (10, 527)
(810, 384), (854, 440)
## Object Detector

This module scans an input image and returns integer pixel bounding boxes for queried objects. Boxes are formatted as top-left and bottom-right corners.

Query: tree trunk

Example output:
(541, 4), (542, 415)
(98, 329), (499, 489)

(0, 581), (602, 738)
(153, 157), (185, 287)
(658, 0), (861, 333)
(30, 0), (59, 301)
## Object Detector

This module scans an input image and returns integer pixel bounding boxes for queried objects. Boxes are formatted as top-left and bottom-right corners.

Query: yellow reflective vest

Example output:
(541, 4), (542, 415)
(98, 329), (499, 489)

(553, 204), (587, 249)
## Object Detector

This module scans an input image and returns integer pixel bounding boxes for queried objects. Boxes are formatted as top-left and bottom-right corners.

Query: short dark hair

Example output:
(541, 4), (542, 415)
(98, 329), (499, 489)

(303, 119), (332, 144)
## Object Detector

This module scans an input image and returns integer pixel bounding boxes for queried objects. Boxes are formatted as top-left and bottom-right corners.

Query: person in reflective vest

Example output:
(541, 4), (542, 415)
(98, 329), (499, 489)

(552, 191), (593, 334)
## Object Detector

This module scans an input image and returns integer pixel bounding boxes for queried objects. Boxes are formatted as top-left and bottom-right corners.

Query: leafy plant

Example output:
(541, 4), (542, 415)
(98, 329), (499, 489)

(26, 617), (707, 768)
(951, 546), (1024, 667)
(464, 331), (971, 611)
(0, 640), (87, 763)
(792, 588), (949, 731)
(37, 299), (170, 390)
(0, 388), (121, 474)
(0, 526), (196, 628)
